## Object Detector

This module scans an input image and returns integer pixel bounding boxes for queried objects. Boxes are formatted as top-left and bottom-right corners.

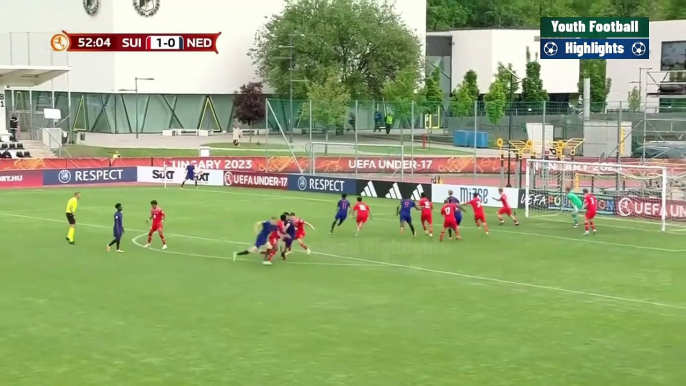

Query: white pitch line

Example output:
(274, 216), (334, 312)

(2, 212), (685, 311)
(130, 233), (381, 267)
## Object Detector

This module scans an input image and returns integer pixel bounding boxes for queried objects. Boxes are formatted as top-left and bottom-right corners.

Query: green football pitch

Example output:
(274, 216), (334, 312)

(0, 186), (684, 386)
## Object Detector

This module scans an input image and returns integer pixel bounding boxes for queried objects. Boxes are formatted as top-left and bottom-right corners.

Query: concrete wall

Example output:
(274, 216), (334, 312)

(606, 20), (686, 108)
(0, 0), (426, 95)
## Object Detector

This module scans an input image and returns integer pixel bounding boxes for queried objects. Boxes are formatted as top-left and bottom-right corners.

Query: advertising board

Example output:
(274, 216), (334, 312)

(356, 180), (432, 200)
(288, 175), (357, 194)
(224, 171), (288, 189)
(518, 190), (615, 215)
(136, 167), (223, 186)
(432, 184), (519, 208)
(44, 167), (138, 186)
(0, 170), (43, 188)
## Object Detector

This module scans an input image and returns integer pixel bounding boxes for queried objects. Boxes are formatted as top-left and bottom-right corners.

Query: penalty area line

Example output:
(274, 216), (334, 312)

(129, 233), (383, 267)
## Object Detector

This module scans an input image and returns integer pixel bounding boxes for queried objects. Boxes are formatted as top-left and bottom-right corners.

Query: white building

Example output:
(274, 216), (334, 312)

(606, 20), (686, 110)
(427, 29), (580, 96)
(0, 0), (425, 132)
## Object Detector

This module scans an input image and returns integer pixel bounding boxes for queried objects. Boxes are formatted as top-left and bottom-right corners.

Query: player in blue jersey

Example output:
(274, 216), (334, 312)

(233, 217), (279, 265)
(280, 212), (297, 259)
(397, 198), (418, 236)
(181, 164), (198, 188)
(446, 190), (462, 238)
(106, 203), (124, 253)
(330, 194), (351, 234)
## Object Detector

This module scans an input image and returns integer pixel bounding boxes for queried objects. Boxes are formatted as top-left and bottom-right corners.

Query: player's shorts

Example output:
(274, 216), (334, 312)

(150, 223), (163, 232)
(421, 213), (432, 224)
(498, 207), (513, 216)
(455, 213), (462, 225)
(185, 173), (195, 180)
(284, 236), (294, 248)
(335, 213), (347, 222)
(585, 211), (596, 220)
(356, 215), (369, 224)
(572, 206), (579, 214)
(65, 213), (75, 225)
(474, 214), (486, 223)
(255, 234), (269, 248)
(443, 220), (458, 229)
(113, 229), (122, 239)
(399, 214), (412, 224)
(295, 231), (305, 240)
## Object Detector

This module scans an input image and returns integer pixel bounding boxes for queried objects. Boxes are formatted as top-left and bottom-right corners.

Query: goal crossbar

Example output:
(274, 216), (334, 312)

(525, 158), (670, 231)
(307, 141), (405, 180)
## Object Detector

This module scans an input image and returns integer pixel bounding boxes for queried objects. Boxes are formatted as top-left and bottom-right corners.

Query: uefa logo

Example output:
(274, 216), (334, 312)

(297, 176), (307, 190)
(58, 170), (72, 184)
(224, 171), (233, 186)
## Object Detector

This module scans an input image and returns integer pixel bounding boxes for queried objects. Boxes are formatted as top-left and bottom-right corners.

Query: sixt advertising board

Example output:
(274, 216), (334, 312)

(288, 175), (357, 194)
(137, 167), (223, 186)
(432, 184), (519, 208)
(44, 167), (138, 186)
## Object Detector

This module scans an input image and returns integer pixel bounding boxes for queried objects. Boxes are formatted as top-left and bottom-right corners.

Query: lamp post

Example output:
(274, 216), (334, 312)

(278, 33), (304, 143)
(118, 77), (154, 139)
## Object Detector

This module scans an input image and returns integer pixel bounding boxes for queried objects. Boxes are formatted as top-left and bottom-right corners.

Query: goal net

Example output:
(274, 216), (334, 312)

(524, 159), (678, 231)
(307, 142), (406, 180)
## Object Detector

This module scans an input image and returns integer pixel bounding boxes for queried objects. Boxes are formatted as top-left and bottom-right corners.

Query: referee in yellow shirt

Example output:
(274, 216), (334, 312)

(66, 192), (81, 245)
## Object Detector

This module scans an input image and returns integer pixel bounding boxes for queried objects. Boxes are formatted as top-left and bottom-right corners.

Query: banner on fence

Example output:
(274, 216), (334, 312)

(616, 197), (686, 221)
(224, 171), (288, 189)
(0, 170), (43, 188)
(432, 184), (519, 208)
(137, 167), (223, 186)
(356, 180), (433, 200)
(288, 175), (357, 194)
(518, 190), (616, 215)
(44, 167), (138, 186)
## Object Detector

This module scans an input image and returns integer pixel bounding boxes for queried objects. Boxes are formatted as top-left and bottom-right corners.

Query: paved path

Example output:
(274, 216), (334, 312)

(80, 133), (500, 156)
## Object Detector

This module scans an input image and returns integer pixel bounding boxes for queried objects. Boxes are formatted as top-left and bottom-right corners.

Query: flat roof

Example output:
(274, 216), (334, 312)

(0, 65), (70, 87)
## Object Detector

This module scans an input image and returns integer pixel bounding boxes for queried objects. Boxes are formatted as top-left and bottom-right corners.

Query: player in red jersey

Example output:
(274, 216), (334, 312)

(290, 212), (313, 254)
(462, 192), (489, 234)
(582, 188), (597, 235)
(266, 214), (289, 262)
(145, 200), (167, 249)
(494, 188), (519, 226)
(439, 199), (460, 241)
(352, 197), (371, 235)
(418, 192), (434, 237)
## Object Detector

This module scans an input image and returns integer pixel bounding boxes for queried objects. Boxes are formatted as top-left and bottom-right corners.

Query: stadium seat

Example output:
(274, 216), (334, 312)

(15, 151), (23, 158)
(16, 143), (24, 149)
(0, 143), (7, 150)
(23, 151), (31, 157)
(8, 142), (17, 149)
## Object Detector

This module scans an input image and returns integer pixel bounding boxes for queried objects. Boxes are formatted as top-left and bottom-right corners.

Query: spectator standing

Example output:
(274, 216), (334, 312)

(384, 113), (393, 134)
(374, 110), (383, 132)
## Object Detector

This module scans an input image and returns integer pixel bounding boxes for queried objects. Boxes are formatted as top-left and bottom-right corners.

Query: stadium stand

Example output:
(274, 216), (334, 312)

(0, 137), (32, 158)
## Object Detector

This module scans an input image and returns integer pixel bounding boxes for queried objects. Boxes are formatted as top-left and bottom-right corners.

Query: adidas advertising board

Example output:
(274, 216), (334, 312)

(356, 180), (432, 200)
(287, 175), (357, 194)
(431, 184), (519, 208)
(136, 167), (224, 186)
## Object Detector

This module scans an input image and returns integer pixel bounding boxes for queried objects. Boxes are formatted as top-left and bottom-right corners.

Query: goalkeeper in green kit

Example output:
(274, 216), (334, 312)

(565, 186), (584, 228)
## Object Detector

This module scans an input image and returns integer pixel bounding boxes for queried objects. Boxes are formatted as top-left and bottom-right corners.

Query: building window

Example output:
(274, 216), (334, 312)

(661, 41), (686, 71)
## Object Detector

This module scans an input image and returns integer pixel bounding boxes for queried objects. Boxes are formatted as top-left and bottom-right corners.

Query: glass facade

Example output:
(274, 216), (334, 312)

(3, 90), (239, 133)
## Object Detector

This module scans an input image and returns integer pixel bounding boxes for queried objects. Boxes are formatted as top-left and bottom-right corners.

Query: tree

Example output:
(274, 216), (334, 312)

(450, 82), (474, 117)
(419, 67), (444, 115)
(302, 73), (351, 131)
(382, 67), (421, 123)
(427, 0), (468, 31)
(463, 70), (480, 101)
(233, 82), (265, 142)
(521, 47), (548, 107)
(627, 86), (641, 112)
(495, 62), (519, 98)
(484, 80), (506, 125)
(250, 0), (422, 100)
(578, 59), (612, 112)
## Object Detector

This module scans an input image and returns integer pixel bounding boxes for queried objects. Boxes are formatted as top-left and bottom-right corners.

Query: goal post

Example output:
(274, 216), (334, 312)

(307, 142), (405, 180)
(525, 159), (669, 231)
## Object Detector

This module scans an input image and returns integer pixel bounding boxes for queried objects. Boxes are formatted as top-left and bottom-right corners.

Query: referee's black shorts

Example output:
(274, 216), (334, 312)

(66, 213), (76, 225)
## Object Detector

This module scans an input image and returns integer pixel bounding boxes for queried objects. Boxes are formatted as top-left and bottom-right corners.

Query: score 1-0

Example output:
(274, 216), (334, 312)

(145, 36), (184, 51)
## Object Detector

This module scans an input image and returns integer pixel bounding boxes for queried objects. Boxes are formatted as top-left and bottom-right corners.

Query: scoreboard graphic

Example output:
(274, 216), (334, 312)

(50, 31), (221, 53)
(540, 17), (649, 60)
